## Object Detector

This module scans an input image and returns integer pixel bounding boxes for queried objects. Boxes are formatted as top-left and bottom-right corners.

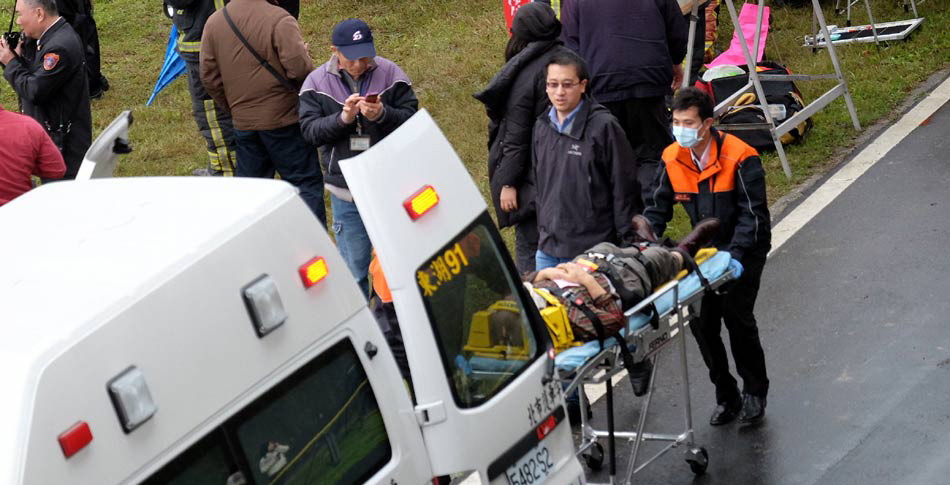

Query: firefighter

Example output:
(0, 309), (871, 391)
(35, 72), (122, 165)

(165, 0), (237, 175)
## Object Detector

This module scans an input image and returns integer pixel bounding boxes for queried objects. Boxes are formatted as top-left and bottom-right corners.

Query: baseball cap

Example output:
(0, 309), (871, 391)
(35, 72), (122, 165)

(332, 18), (376, 60)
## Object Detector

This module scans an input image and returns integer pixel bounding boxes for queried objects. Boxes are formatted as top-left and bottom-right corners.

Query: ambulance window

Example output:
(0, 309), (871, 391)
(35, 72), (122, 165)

(141, 431), (239, 485)
(141, 338), (391, 485)
(416, 221), (542, 408)
(231, 338), (391, 485)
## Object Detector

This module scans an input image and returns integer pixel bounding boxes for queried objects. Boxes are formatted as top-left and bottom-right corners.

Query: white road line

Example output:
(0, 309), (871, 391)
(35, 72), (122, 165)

(769, 75), (950, 256)
(584, 75), (950, 406)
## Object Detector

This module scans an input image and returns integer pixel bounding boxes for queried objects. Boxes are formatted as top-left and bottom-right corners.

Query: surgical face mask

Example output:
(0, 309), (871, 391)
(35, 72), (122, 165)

(673, 125), (702, 148)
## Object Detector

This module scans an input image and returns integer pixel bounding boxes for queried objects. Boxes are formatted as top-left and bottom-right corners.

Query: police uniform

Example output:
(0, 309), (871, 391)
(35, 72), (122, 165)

(168, 0), (237, 175)
(3, 18), (92, 180)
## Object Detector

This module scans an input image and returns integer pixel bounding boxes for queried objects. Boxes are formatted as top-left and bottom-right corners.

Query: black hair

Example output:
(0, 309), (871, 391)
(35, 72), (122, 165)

(545, 51), (589, 83)
(505, 34), (529, 62)
(672, 87), (714, 121)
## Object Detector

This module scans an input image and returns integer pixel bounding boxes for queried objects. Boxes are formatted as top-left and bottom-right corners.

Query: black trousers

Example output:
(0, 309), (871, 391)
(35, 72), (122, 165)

(602, 97), (672, 212)
(691, 253), (770, 405)
(185, 58), (238, 174)
(514, 217), (539, 274)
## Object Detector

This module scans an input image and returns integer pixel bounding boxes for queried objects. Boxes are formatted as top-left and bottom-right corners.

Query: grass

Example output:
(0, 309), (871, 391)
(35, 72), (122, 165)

(1, 0), (947, 242)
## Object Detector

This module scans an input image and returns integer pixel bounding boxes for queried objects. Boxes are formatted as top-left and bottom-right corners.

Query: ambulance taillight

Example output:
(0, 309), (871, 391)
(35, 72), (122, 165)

(58, 421), (93, 458)
(403, 185), (439, 220)
(299, 257), (328, 288)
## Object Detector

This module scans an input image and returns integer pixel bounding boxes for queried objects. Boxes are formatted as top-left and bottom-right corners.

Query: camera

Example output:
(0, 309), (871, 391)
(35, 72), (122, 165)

(3, 31), (19, 51)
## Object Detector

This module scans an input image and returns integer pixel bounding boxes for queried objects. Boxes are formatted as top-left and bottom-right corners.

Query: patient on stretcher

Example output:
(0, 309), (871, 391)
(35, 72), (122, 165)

(522, 216), (721, 345)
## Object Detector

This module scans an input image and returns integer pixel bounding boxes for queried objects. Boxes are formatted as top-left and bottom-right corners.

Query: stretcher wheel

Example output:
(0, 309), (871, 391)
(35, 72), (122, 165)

(685, 447), (708, 475)
(582, 442), (605, 470)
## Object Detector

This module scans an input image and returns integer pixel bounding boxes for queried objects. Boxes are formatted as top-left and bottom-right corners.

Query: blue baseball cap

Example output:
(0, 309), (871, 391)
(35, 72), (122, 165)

(332, 18), (376, 60)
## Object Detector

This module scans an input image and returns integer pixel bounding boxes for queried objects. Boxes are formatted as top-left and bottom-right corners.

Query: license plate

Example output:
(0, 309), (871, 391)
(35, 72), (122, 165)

(505, 444), (555, 485)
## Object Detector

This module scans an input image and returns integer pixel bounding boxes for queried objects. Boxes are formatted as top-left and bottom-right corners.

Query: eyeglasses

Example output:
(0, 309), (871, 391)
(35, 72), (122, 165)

(546, 81), (581, 90)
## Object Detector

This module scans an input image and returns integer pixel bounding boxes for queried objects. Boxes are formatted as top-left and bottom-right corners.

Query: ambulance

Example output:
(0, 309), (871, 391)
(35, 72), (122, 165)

(0, 110), (585, 485)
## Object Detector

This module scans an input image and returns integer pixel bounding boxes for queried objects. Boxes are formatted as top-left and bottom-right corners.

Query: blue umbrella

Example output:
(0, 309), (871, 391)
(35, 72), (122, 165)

(147, 25), (186, 106)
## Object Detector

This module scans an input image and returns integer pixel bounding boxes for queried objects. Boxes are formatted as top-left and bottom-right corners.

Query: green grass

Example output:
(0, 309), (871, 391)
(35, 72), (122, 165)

(1, 0), (947, 243)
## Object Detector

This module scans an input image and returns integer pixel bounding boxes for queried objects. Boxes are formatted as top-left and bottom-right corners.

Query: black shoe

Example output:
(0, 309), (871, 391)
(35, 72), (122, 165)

(738, 393), (766, 424)
(709, 400), (741, 426)
(676, 218), (721, 257)
(630, 214), (658, 244)
(629, 359), (653, 397)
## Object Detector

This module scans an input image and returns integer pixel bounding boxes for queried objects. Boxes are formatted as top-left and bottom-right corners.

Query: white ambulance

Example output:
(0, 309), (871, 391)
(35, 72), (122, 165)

(0, 111), (585, 485)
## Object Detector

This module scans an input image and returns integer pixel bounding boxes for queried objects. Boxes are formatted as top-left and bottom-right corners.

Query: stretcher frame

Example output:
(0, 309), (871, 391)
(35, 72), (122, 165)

(561, 268), (735, 485)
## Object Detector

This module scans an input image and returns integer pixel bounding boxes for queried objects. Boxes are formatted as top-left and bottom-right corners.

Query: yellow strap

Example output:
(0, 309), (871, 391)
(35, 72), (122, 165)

(533, 288), (562, 307)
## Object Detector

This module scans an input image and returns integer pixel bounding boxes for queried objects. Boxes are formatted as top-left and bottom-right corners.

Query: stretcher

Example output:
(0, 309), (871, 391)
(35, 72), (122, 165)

(555, 250), (736, 484)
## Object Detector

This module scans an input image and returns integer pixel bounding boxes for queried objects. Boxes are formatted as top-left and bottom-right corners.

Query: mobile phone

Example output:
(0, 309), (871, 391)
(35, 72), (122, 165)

(365, 93), (379, 103)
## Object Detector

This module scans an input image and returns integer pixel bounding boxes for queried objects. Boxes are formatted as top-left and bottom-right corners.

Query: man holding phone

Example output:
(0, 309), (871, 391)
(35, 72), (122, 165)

(299, 18), (419, 297)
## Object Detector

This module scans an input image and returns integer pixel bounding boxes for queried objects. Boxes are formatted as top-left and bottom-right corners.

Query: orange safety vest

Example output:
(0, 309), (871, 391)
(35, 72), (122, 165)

(369, 251), (392, 303)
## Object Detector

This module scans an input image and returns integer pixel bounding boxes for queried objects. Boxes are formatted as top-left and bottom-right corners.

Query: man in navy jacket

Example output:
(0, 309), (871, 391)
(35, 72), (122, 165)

(561, 0), (688, 211)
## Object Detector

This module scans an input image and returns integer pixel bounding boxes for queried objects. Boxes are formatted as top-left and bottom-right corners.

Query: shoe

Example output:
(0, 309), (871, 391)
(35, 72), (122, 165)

(738, 393), (767, 424)
(192, 168), (224, 177)
(709, 399), (741, 426)
(629, 359), (653, 397)
(676, 218), (721, 257)
(630, 214), (658, 243)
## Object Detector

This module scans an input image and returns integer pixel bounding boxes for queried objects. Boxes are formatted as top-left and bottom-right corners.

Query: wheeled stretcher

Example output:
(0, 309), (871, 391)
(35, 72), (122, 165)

(555, 251), (736, 484)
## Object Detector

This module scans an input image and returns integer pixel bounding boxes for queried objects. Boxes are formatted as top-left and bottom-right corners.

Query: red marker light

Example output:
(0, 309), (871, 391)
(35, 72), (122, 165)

(536, 414), (557, 441)
(58, 421), (93, 458)
(404, 185), (439, 220)
(299, 257), (328, 288)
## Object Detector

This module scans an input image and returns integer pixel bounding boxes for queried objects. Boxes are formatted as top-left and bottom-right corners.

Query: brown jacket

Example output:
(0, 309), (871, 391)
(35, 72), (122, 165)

(199, 0), (314, 131)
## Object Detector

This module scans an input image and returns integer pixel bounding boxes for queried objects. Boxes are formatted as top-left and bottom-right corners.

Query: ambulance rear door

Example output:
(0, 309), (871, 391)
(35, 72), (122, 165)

(341, 110), (585, 485)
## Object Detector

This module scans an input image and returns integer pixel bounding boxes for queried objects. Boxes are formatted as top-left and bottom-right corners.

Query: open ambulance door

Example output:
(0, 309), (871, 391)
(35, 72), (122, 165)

(341, 111), (585, 485)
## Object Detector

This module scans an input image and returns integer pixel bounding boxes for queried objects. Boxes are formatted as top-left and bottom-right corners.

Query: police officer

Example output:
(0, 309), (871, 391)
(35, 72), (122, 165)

(0, 0), (92, 181)
(165, 0), (237, 176)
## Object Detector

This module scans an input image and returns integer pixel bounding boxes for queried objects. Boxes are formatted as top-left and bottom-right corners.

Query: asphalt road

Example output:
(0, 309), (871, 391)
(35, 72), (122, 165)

(581, 94), (950, 485)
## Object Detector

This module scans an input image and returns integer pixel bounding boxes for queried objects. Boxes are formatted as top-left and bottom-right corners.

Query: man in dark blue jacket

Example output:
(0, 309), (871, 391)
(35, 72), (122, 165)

(299, 18), (418, 297)
(532, 51), (636, 270)
(561, 0), (688, 211)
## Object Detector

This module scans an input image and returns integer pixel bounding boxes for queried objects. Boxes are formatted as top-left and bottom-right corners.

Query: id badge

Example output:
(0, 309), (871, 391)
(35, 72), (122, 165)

(350, 135), (371, 152)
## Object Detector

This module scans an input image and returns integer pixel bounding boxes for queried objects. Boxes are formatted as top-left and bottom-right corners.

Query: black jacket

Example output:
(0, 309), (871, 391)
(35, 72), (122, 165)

(3, 18), (91, 179)
(474, 40), (571, 228)
(167, 0), (224, 60)
(532, 97), (637, 258)
(643, 128), (771, 261)
(298, 56), (419, 190)
(561, 0), (688, 101)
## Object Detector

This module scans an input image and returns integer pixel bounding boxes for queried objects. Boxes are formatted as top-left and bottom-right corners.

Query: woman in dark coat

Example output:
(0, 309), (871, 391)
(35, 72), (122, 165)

(474, 2), (571, 273)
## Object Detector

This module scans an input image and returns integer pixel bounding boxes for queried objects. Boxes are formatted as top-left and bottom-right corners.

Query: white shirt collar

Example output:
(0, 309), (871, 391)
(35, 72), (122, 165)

(691, 139), (712, 171)
(38, 17), (63, 46)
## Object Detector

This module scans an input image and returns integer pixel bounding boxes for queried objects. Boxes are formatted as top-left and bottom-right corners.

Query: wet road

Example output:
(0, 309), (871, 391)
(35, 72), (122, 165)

(582, 86), (950, 484)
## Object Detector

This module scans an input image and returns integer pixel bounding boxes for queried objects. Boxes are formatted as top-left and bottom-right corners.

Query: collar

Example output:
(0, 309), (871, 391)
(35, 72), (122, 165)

(690, 138), (711, 171)
(327, 53), (378, 80)
(674, 128), (725, 182)
(547, 99), (585, 135)
(37, 17), (64, 48)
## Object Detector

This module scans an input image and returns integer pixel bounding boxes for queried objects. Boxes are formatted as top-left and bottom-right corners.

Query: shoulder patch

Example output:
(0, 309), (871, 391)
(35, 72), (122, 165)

(43, 53), (60, 71)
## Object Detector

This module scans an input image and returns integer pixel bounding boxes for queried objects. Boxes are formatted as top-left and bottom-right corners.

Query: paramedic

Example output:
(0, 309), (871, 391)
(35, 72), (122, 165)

(643, 87), (771, 425)
(299, 18), (419, 297)
(474, 2), (571, 273)
(532, 51), (637, 270)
